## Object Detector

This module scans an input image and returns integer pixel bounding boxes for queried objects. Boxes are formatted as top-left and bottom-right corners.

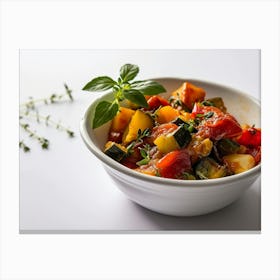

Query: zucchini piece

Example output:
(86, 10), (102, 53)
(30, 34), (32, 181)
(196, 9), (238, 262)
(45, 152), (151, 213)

(217, 138), (240, 156)
(195, 157), (227, 179)
(104, 141), (127, 162)
(154, 125), (191, 154)
(223, 154), (255, 174)
(172, 118), (197, 133)
(172, 117), (187, 126)
(172, 125), (192, 148)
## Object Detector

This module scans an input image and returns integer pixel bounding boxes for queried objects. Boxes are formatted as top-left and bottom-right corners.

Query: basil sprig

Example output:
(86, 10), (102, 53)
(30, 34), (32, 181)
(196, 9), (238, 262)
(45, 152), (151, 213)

(82, 64), (166, 129)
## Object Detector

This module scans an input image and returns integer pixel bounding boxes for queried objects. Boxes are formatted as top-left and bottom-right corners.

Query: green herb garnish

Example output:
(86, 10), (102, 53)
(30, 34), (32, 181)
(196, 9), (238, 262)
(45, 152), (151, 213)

(82, 64), (166, 129)
(136, 144), (151, 166)
(126, 128), (151, 154)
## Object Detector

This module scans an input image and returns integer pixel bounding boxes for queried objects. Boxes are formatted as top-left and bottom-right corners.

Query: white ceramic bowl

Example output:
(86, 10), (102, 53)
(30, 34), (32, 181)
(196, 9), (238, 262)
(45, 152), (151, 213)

(80, 78), (261, 216)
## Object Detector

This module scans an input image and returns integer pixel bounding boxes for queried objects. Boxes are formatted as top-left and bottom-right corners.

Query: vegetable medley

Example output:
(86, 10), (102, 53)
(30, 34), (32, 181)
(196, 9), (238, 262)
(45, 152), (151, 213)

(103, 81), (261, 179)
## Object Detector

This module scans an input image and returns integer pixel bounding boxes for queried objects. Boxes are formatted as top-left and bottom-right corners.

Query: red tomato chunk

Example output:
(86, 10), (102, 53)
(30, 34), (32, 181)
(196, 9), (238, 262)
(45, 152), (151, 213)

(192, 104), (242, 140)
(147, 96), (170, 110)
(156, 150), (191, 179)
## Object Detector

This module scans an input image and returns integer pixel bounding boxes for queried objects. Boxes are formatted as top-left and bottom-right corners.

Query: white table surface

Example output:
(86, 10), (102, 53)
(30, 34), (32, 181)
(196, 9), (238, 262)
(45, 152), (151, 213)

(19, 49), (261, 232)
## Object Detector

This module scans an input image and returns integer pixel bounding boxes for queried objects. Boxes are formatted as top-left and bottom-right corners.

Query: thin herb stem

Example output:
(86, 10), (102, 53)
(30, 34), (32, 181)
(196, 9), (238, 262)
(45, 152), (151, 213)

(20, 122), (49, 149)
(19, 110), (75, 137)
(19, 140), (31, 152)
(20, 83), (73, 108)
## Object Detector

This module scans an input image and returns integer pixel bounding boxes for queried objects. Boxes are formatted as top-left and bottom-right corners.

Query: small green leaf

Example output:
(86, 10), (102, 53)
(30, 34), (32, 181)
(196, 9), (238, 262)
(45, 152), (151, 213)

(92, 101), (119, 129)
(82, 76), (117, 92)
(123, 89), (148, 108)
(136, 157), (150, 166)
(140, 149), (147, 158)
(120, 64), (139, 82)
(131, 80), (166, 95)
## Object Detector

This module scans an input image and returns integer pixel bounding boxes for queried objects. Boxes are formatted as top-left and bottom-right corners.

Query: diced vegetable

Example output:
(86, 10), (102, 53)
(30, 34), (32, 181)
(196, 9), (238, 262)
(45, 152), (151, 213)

(122, 110), (153, 144)
(192, 104), (242, 140)
(172, 125), (192, 148)
(237, 126), (261, 147)
(154, 134), (179, 154)
(154, 125), (191, 154)
(156, 150), (192, 178)
(155, 106), (180, 124)
(104, 141), (127, 162)
(223, 154), (255, 174)
(179, 111), (191, 122)
(171, 82), (206, 110)
(195, 157), (227, 179)
(216, 138), (240, 156)
(110, 107), (135, 133)
(101, 80), (261, 180)
(172, 117), (187, 126)
(187, 137), (213, 163)
(203, 97), (227, 113)
(146, 95), (170, 110)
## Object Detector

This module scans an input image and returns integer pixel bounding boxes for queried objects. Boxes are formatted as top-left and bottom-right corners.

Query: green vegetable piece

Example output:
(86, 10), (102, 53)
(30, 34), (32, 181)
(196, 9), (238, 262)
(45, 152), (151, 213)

(104, 142), (127, 162)
(172, 117), (187, 126)
(217, 138), (240, 156)
(171, 125), (192, 148)
(195, 157), (227, 179)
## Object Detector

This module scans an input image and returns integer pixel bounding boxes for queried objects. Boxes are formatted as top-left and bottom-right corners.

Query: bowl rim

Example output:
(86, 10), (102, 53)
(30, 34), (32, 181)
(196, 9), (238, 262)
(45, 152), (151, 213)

(80, 77), (261, 188)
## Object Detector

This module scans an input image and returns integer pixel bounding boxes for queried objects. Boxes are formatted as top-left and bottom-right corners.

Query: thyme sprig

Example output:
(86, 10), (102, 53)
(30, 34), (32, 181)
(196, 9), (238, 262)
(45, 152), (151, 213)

(136, 144), (151, 166)
(20, 122), (49, 150)
(19, 140), (30, 152)
(20, 83), (73, 109)
(126, 128), (151, 154)
(20, 110), (75, 138)
(19, 84), (75, 152)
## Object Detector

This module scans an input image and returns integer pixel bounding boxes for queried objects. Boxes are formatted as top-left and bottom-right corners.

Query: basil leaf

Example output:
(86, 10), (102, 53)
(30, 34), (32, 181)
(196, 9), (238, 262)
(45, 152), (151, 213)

(92, 101), (119, 128)
(120, 64), (139, 82)
(123, 89), (148, 108)
(82, 76), (117, 92)
(131, 80), (166, 95)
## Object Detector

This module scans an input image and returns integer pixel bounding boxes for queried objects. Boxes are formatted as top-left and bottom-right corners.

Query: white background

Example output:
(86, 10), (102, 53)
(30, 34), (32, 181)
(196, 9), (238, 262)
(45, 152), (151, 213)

(19, 49), (261, 232)
(1, 1), (280, 280)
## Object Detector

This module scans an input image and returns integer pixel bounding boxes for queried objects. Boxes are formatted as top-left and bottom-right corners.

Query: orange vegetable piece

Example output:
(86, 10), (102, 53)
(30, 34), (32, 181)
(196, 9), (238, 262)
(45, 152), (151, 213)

(172, 82), (206, 110)
(156, 106), (180, 124)
(110, 107), (135, 133)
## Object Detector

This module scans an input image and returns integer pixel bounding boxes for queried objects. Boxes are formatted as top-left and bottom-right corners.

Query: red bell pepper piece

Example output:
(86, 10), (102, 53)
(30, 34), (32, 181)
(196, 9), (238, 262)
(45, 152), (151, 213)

(237, 126), (261, 147)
